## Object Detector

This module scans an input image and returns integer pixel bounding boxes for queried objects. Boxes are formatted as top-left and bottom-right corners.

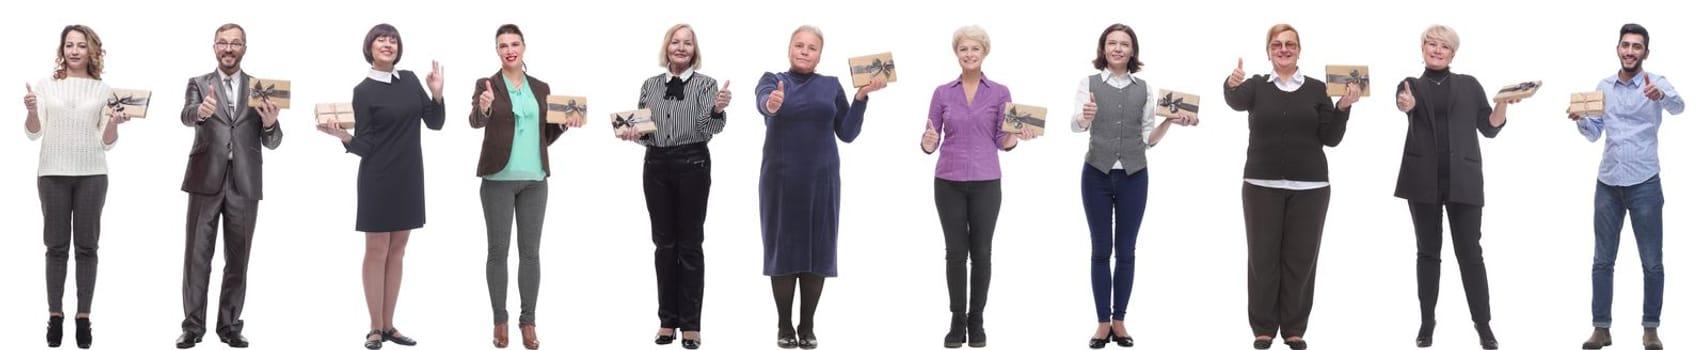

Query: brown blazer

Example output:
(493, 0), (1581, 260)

(470, 72), (565, 177)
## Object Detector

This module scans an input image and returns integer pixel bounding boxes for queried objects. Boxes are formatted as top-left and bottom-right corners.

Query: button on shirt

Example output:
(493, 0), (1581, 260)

(1576, 71), (1686, 186)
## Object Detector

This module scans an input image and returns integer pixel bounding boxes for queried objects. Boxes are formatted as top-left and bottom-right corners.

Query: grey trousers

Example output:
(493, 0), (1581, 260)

(39, 175), (108, 314)
(481, 179), (548, 325)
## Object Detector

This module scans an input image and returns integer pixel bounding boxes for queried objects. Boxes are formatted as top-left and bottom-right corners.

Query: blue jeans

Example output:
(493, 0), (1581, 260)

(1592, 175), (1664, 328)
(1082, 164), (1148, 322)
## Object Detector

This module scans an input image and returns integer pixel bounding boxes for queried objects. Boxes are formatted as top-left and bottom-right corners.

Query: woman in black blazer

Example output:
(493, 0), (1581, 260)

(317, 23), (446, 350)
(1391, 24), (1521, 350)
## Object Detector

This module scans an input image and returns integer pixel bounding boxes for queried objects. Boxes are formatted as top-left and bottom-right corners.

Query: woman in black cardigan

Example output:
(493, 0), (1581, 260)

(1392, 25), (1520, 350)
(1223, 24), (1358, 350)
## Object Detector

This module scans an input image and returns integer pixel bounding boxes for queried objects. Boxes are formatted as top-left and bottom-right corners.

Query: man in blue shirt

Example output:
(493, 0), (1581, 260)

(1569, 23), (1685, 350)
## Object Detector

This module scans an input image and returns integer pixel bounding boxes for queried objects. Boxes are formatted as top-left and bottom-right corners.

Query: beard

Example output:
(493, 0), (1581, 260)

(1621, 56), (1643, 73)
(220, 54), (242, 70)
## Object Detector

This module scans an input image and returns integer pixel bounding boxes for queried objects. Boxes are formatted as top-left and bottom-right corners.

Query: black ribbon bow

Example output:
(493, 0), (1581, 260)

(852, 57), (896, 80)
(547, 99), (587, 118)
(107, 93), (148, 114)
(611, 113), (649, 129)
(664, 77), (687, 100)
(1498, 81), (1540, 94)
(1157, 92), (1198, 115)
(1003, 105), (1045, 130)
(1327, 69), (1370, 88)
(249, 81), (289, 102)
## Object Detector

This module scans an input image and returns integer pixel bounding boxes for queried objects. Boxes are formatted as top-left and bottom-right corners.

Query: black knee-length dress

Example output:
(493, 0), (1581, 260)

(343, 70), (446, 232)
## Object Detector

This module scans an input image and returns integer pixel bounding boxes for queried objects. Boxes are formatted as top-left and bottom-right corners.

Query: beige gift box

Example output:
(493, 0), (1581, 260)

(1154, 89), (1200, 119)
(1493, 81), (1542, 103)
(1324, 65), (1371, 97)
(104, 89), (151, 119)
(545, 95), (588, 125)
(1000, 103), (1047, 136)
(848, 52), (897, 88)
(1568, 91), (1605, 116)
(315, 103), (354, 129)
(610, 109), (656, 136)
(246, 78), (291, 109)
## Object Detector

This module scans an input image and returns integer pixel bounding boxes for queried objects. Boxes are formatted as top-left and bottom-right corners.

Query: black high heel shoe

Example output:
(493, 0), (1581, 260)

(776, 326), (799, 349)
(47, 315), (64, 348)
(364, 330), (383, 350)
(74, 317), (92, 349)
(656, 329), (676, 345)
(1474, 323), (1498, 350)
(944, 313), (967, 348)
(1415, 320), (1435, 348)
(680, 333), (701, 350)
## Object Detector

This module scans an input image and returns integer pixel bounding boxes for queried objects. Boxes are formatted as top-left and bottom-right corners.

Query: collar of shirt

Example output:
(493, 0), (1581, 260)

(1267, 69), (1305, 92)
(1099, 69), (1140, 89)
(667, 68), (695, 82)
(1608, 69), (1645, 88)
(368, 69), (401, 84)
(216, 69), (243, 101)
(948, 73), (991, 88)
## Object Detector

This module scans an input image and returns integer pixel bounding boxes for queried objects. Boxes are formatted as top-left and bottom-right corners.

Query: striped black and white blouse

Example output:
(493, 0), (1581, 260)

(635, 69), (726, 147)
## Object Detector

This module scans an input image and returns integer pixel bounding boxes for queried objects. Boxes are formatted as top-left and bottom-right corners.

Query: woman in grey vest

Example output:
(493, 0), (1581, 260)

(1071, 23), (1197, 349)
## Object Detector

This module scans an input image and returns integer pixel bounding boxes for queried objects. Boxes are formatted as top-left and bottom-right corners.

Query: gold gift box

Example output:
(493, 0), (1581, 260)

(545, 95), (588, 125)
(246, 78), (291, 109)
(1493, 81), (1542, 103)
(1000, 103), (1047, 136)
(610, 109), (656, 136)
(1568, 91), (1605, 116)
(848, 52), (897, 88)
(105, 89), (151, 119)
(1154, 89), (1200, 119)
(315, 102), (354, 129)
(1324, 65), (1371, 97)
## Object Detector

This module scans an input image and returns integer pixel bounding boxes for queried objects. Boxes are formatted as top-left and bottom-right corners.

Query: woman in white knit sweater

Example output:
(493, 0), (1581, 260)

(23, 24), (130, 349)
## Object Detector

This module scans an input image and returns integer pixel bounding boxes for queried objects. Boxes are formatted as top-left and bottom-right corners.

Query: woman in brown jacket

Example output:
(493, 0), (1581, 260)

(468, 23), (583, 350)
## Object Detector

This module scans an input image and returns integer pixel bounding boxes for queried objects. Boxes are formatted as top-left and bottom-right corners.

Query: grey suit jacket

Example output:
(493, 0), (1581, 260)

(178, 72), (284, 200)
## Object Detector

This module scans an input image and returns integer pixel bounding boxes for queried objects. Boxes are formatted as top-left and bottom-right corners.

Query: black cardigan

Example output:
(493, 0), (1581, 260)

(1224, 75), (1350, 182)
(1391, 72), (1502, 206)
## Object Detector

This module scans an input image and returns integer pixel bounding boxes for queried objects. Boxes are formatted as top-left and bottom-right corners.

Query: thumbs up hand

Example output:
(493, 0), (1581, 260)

(1227, 58), (1246, 89)
(1396, 80), (1416, 113)
(715, 80), (732, 113)
(477, 79), (495, 115)
(765, 79), (786, 115)
(1642, 73), (1664, 101)
(24, 83), (38, 116)
(1078, 92), (1098, 129)
(197, 82), (219, 120)
(921, 118), (941, 153)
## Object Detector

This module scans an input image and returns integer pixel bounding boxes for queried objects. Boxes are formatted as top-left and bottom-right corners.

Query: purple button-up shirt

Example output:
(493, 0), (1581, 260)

(926, 75), (1012, 182)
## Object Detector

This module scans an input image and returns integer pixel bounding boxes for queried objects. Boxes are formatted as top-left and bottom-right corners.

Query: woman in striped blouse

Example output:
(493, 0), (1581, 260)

(24, 24), (131, 349)
(623, 23), (731, 350)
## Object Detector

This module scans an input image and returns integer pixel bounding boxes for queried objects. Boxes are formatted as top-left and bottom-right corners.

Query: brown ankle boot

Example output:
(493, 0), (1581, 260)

(520, 324), (540, 350)
(1643, 327), (1663, 350)
(1581, 327), (1609, 349)
(493, 323), (509, 348)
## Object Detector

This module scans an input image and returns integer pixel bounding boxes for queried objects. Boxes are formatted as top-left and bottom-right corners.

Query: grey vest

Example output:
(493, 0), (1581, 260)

(1085, 74), (1149, 174)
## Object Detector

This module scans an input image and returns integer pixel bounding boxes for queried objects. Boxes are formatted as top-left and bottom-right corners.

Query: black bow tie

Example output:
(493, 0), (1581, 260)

(664, 77), (686, 100)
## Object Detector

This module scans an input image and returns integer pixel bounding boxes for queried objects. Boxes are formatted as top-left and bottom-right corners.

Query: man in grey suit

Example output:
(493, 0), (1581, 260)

(175, 23), (282, 349)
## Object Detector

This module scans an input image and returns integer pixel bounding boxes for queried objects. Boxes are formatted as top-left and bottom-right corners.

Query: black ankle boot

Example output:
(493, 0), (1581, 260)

(74, 317), (92, 349)
(47, 315), (64, 348)
(943, 313), (967, 348)
(1415, 320), (1435, 348)
(1474, 323), (1498, 350)
(966, 313), (986, 348)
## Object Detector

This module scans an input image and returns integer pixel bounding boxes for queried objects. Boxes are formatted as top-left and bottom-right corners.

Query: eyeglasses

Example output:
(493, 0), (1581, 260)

(1268, 41), (1299, 50)
(216, 41), (246, 49)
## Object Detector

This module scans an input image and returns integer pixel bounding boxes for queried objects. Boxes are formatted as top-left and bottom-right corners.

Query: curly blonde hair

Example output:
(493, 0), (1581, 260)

(54, 24), (105, 80)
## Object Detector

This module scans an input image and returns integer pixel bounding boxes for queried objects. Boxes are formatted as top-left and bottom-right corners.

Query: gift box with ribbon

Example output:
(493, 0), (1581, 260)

(1000, 103), (1047, 136)
(315, 102), (354, 129)
(545, 95), (588, 125)
(1493, 81), (1542, 103)
(848, 52), (897, 88)
(105, 89), (151, 119)
(247, 78), (291, 109)
(610, 109), (656, 136)
(1324, 65), (1371, 97)
(1154, 89), (1200, 120)
(1568, 91), (1605, 116)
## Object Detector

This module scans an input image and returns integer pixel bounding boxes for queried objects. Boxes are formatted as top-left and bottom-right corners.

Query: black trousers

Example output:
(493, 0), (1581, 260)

(1243, 184), (1330, 338)
(934, 178), (1001, 315)
(40, 175), (107, 315)
(181, 175), (259, 337)
(644, 142), (711, 331)
(1407, 200), (1492, 324)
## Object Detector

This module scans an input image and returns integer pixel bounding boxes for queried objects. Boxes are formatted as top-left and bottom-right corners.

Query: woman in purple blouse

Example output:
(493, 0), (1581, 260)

(919, 25), (1036, 349)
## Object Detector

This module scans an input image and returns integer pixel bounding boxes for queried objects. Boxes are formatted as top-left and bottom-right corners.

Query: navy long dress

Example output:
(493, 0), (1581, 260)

(754, 71), (868, 277)
(345, 70), (446, 232)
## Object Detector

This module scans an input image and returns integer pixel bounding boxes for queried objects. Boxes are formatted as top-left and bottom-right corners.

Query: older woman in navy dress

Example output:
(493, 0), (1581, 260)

(753, 25), (887, 349)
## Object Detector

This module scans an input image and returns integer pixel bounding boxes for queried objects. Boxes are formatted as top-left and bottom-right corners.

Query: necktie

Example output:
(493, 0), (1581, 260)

(223, 77), (236, 116)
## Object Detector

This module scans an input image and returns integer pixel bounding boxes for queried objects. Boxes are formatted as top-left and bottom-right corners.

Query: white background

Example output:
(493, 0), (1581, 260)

(1, 0), (1702, 349)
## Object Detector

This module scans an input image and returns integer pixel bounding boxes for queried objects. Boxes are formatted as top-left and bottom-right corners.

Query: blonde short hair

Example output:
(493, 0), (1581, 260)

(1421, 24), (1460, 50)
(791, 25), (823, 46)
(657, 24), (702, 70)
(951, 25), (991, 54)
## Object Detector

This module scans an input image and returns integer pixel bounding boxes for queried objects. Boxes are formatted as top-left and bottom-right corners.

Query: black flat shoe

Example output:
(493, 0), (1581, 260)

(219, 332), (249, 348)
(1111, 330), (1133, 347)
(1285, 338), (1308, 350)
(656, 330), (676, 345)
(1415, 320), (1435, 348)
(74, 317), (92, 349)
(776, 327), (799, 349)
(1475, 323), (1498, 350)
(797, 327), (818, 350)
(364, 330), (383, 350)
(47, 315), (64, 348)
(1253, 337), (1273, 349)
(966, 313), (987, 348)
(383, 328), (417, 346)
(1088, 332), (1112, 349)
(681, 337), (701, 349)
(176, 331), (202, 349)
